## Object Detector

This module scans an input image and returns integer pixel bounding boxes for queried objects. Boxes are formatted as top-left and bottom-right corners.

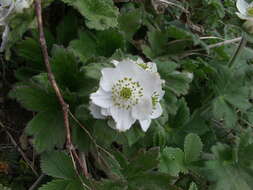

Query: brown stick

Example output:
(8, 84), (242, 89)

(0, 121), (39, 176)
(34, 0), (89, 178)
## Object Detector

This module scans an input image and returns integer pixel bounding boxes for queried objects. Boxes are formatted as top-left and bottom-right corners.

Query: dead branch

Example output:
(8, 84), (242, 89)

(34, 0), (89, 178)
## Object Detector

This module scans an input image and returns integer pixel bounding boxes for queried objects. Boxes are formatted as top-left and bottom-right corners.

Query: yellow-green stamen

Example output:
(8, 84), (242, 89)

(247, 7), (253, 16)
(120, 87), (132, 99)
(152, 95), (158, 107)
(138, 63), (148, 70)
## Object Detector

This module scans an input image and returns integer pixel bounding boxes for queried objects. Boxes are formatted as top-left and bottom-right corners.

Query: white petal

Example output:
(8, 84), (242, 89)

(147, 62), (158, 72)
(237, 0), (248, 15)
(139, 119), (152, 132)
(136, 57), (145, 64)
(1, 0), (13, 7)
(110, 106), (136, 132)
(89, 103), (105, 119)
(159, 90), (165, 100)
(15, 0), (32, 13)
(0, 25), (9, 52)
(107, 119), (116, 129)
(116, 60), (144, 78)
(90, 88), (112, 108)
(100, 68), (121, 91)
(236, 12), (253, 21)
(151, 103), (163, 119)
(101, 108), (110, 116)
(0, 0), (14, 22)
(132, 98), (153, 120)
(111, 60), (119, 66)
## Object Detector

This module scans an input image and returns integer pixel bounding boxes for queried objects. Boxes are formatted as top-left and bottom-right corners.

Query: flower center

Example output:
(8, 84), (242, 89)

(120, 87), (132, 99)
(112, 77), (144, 109)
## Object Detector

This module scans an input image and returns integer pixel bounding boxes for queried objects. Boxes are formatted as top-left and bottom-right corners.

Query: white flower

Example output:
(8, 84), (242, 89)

(14, 0), (33, 13)
(112, 58), (157, 73)
(0, 0), (33, 52)
(236, 0), (253, 21)
(90, 59), (164, 132)
(111, 58), (165, 131)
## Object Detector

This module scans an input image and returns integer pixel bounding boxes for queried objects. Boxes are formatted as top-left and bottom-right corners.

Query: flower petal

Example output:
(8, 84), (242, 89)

(111, 60), (119, 66)
(0, 25), (9, 52)
(101, 108), (110, 116)
(236, 12), (253, 21)
(139, 119), (151, 132)
(100, 68), (121, 91)
(89, 103), (105, 119)
(110, 107), (136, 131)
(90, 88), (112, 108)
(147, 62), (157, 73)
(237, 0), (248, 15)
(15, 0), (31, 13)
(151, 103), (163, 119)
(132, 98), (153, 120)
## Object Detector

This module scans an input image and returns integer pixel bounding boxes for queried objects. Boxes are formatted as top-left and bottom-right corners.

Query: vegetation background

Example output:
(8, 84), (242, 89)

(1, 0), (253, 189)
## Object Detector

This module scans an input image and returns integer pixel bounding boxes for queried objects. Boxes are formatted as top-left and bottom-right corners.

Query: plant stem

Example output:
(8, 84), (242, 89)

(34, 0), (89, 178)
(228, 35), (247, 68)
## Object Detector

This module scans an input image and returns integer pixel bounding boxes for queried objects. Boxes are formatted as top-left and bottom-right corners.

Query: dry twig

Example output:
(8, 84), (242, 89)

(0, 121), (39, 176)
(34, 0), (89, 178)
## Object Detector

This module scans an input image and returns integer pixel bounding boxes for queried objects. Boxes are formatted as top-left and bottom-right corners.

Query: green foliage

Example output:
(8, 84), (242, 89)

(5, 0), (253, 189)
(69, 29), (124, 63)
(159, 133), (203, 176)
(26, 111), (65, 153)
(184, 133), (203, 163)
(0, 184), (11, 190)
(39, 179), (83, 190)
(61, 0), (119, 30)
(41, 151), (77, 179)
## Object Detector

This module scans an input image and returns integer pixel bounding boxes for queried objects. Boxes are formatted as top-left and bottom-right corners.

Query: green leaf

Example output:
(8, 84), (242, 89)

(159, 147), (187, 176)
(96, 29), (125, 57)
(125, 126), (145, 146)
(212, 96), (237, 128)
(61, 0), (119, 30)
(184, 133), (203, 163)
(9, 85), (59, 112)
(69, 31), (98, 62)
(69, 29), (124, 63)
(26, 111), (65, 153)
(206, 144), (252, 190)
(93, 120), (118, 147)
(41, 151), (77, 179)
(81, 61), (111, 81)
(51, 46), (83, 91)
(39, 179), (83, 190)
(143, 29), (168, 58)
(189, 182), (198, 190)
(0, 184), (11, 190)
(97, 180), (126, 190)
(118, 8), (142, 40)
(15, 37), (43, 68)
(165, 71), (192, 96)
(128, 172), (174, 190)
(56, 11), (78, 46)
(170, 99), (190, 127)
(126, 148), (159, 177)
(212, 66), (251, 112)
